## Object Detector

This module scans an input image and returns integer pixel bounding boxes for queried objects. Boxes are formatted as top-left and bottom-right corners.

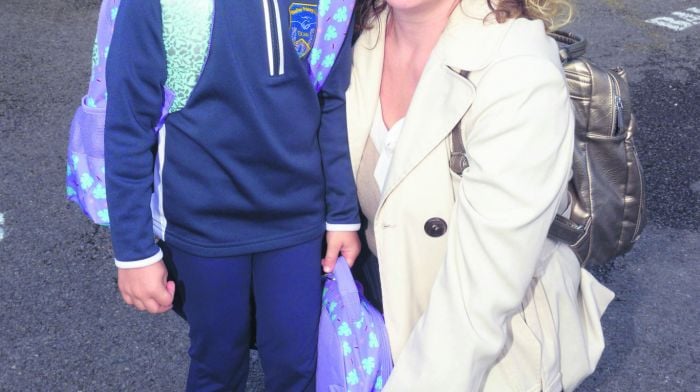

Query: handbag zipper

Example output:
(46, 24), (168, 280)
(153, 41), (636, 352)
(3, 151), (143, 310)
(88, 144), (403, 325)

(615, 95), (624, 133)
(609, 70), (646, 245)
(609, 73), (625, 135)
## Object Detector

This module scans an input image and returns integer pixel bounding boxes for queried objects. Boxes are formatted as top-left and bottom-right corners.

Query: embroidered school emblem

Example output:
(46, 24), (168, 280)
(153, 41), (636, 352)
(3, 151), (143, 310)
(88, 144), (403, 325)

(289, 3), (318, 58)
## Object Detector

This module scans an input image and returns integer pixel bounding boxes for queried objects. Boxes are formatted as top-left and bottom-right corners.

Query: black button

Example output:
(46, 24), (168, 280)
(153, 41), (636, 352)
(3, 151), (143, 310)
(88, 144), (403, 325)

(424, 218), (447, 237)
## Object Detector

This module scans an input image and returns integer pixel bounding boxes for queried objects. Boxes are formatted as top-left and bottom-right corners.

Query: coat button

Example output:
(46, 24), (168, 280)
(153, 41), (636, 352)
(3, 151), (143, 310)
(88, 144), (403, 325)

(424, 218), (447, 237)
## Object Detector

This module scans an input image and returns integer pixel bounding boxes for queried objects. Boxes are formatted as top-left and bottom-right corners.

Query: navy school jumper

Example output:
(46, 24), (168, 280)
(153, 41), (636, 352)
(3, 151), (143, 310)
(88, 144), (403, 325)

(105, 0), (360, 264)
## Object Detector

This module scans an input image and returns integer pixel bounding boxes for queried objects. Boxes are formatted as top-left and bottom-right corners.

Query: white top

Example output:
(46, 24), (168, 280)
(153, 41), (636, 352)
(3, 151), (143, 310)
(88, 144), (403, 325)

(371, 102), (405, 193)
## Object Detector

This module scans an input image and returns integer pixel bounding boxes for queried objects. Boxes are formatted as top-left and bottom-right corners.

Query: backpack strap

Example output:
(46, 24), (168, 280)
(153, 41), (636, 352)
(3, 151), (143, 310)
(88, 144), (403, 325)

(309, 0), (355, 92)
(85, 0), (121, 109)
(547, 30), (587, 63)
(159, 0), (214, 122)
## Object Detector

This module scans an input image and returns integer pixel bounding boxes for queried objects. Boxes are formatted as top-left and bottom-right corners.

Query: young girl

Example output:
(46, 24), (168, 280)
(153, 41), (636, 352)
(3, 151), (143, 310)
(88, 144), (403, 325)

(105, 1), (360, 390)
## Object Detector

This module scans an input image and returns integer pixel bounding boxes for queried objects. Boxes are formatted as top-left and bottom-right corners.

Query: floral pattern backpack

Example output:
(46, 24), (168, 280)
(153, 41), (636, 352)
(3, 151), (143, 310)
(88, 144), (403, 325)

(66, 0), (354, 225)
(317, 257), (393, 391)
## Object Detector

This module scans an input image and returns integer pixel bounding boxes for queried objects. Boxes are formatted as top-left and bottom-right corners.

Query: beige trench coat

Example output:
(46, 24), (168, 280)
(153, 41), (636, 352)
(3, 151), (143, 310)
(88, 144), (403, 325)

(346, 1), (615, 391)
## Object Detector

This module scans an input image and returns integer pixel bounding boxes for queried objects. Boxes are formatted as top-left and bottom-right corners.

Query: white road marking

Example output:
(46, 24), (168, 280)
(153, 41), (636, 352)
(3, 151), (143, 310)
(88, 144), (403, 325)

(646, 7), (700, 31)
(0, 213), (4, 242)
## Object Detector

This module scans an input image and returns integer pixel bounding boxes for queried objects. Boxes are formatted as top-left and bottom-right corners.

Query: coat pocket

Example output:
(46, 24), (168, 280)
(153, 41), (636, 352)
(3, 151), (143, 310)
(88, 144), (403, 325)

(485, 282), (545, 392)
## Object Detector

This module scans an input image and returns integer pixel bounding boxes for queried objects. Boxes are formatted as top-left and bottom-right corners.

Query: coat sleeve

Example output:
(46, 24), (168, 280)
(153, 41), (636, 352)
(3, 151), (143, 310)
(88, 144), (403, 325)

(384, 56), (575, 391)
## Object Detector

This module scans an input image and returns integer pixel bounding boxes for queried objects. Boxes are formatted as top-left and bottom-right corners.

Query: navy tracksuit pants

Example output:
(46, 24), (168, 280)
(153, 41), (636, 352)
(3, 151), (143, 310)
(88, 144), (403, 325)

(162, 236), (323, 392)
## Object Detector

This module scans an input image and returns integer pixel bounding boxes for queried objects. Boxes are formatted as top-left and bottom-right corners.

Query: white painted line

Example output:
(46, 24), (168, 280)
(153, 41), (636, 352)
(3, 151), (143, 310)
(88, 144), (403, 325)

(0, 213), (4, 242)
(673, 11), (700, 23)
(646, 17), (693, 31)
(646, 7), (700, 31)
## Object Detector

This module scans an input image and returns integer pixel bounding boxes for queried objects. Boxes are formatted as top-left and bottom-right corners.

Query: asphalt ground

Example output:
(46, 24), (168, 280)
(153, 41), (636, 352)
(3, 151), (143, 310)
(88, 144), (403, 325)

(0, 0), (698, 391)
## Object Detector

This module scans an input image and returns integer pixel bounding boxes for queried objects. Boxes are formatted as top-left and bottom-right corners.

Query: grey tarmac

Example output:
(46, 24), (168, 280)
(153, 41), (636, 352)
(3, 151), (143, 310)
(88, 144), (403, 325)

(0, 0), (697, 391)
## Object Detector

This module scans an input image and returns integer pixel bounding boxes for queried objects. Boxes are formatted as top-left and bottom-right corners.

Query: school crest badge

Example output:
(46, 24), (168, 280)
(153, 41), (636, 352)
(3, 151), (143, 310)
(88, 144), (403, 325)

(289, 3), (318, 58)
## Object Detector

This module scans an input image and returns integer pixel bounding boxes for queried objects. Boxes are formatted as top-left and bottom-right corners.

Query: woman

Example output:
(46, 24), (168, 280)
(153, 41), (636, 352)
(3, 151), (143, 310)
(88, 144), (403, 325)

(347, 0), (615, 390)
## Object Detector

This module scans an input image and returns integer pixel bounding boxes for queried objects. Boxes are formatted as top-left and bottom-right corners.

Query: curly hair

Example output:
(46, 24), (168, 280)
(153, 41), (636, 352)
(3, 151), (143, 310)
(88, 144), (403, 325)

(487, 0), (573, 29)
(355, 0), (573, 32)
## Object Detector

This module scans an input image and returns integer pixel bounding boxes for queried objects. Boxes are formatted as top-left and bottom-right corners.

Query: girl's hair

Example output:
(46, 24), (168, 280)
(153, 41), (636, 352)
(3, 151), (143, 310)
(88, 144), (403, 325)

(355, 0), (573, 32)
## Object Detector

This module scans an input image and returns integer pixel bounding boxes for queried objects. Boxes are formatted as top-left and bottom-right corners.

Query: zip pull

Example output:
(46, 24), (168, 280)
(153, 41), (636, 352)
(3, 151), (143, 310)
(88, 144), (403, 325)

(615, 95), (625, 132)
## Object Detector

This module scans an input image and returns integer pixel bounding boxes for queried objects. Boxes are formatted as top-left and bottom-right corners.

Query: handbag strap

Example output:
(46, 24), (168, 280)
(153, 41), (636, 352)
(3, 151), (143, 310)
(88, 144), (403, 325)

(450, 120), (469, 175)
(449, 70), (470, 175)
(547, 30), (587, 63)
(547, 214), (585, 245)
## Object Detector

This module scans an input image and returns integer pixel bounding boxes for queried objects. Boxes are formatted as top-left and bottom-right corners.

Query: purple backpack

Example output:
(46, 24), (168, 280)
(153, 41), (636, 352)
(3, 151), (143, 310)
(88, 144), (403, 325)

(317, 257), (393, 391)
(65, 0), (119, 225)
(66, 0), (355, 225)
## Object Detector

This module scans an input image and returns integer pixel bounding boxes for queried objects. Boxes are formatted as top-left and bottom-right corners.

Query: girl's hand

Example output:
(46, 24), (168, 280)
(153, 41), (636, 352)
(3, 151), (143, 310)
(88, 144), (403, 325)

(322, 231), (361, 273)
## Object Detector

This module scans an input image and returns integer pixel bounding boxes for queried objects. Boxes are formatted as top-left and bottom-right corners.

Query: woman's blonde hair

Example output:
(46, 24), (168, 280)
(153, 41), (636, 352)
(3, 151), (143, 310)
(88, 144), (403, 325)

(356, 0), (574, 32)
(487, 0), (573, 30)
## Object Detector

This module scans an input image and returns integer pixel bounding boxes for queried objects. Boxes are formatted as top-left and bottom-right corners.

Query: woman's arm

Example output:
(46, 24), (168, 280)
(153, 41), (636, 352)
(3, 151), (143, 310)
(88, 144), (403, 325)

(385, 55), (574, 391)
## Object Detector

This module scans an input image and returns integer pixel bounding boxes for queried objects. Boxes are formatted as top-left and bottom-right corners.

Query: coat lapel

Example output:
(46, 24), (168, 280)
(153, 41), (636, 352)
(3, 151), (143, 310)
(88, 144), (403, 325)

(380, 58), (474, 201)
(346, 18), (386, 177)
(380, 1), (515, 203)
(347, 0), (514, 200)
